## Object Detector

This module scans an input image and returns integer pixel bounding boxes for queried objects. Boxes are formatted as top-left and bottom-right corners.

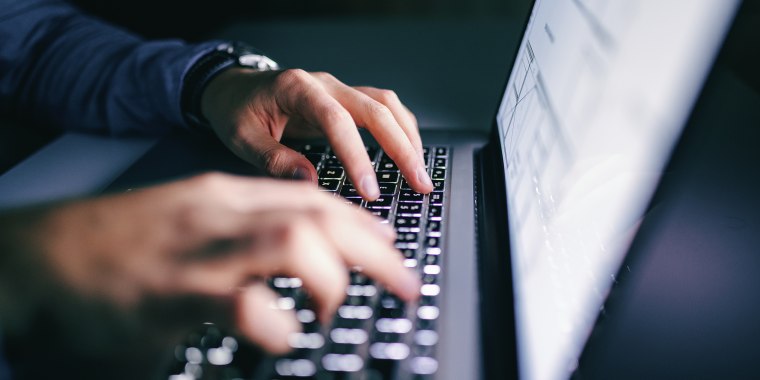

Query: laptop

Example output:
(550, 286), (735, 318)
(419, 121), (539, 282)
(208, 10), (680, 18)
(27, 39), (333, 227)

(104, 0), (743, 379)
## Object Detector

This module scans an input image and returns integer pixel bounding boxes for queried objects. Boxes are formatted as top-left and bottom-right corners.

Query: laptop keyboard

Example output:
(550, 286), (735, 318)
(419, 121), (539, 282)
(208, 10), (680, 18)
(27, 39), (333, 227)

(169, 145), (450, 380)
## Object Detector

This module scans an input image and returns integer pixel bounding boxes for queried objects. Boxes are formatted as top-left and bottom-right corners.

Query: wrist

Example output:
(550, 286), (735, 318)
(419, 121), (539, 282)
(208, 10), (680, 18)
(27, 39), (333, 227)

(181, 42), (279, 130)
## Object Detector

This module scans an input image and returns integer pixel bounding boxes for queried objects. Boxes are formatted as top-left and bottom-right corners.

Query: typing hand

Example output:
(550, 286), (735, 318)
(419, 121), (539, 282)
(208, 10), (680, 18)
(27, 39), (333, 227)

(0, 173), (420, 378)
(201, 68), (434, 200)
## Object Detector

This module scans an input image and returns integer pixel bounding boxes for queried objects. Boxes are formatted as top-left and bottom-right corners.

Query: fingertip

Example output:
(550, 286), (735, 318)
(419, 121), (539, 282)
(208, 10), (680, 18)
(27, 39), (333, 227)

(389, 269), (422, 302)
(236, 283), (301, 355)
(359, 173), (380, 201)
(415, 165), (434, 194)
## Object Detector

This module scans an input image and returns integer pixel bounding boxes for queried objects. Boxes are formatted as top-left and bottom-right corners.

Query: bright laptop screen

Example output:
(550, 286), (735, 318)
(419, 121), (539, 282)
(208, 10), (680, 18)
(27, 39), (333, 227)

(496, 1), (740, 379)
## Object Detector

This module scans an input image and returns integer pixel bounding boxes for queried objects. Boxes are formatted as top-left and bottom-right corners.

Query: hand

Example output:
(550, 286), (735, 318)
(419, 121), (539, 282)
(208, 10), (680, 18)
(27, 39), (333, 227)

(201, 68), (434, 200)
(0, 173), (420, 379)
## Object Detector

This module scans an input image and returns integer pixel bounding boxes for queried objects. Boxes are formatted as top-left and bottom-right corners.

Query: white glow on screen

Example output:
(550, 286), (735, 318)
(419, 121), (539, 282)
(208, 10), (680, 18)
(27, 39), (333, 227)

(496, 1), (739, 379)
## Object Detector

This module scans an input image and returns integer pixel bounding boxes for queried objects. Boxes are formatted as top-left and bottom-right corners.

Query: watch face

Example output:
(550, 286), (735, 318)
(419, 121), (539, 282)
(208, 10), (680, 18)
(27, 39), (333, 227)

(238, 54), (279, 70)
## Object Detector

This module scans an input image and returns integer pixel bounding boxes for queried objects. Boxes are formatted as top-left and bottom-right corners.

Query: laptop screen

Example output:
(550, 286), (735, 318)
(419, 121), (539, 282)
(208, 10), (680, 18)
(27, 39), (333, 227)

(495, 0), (740, 379)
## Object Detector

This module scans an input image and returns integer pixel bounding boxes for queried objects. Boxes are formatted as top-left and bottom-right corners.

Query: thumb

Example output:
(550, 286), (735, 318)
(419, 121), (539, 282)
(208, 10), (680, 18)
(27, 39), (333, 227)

(235, 282), (301, 354)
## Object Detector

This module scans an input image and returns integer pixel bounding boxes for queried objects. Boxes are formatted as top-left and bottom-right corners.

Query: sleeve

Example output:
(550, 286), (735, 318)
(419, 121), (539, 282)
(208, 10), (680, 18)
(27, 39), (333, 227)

(0, 0), (222, 135)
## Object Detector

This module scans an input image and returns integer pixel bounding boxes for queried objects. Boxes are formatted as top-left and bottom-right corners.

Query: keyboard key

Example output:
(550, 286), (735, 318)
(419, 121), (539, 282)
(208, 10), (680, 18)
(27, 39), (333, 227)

(330, 328), (369, 345)
(414, 330), (439, 347)
(424, 253), (439, 265)
(433, 158), (447, 168)
(394, 217), (421, 231)
(428, 206), (443, 220)
(400, 249), (416, 259)
(375, 318), (413, 334)
(425, 236), (440, 248)
(377, 172), (400, 183)
(319, 179), (341, 191)
(429, 191), (444, 205)
(423, 147), (430, 155)
(417, 306), (440, 320)
(431, 168), (446, 180)
(399, 189), (424, 203)
(338, 305), (373, 320)
(410, 357), (439, 375)
(322, 354), (364, 373)
(378, 183), (397, 195)
(366, 196), (393, 209)
(339, 184), (359, 197)
(369, 208), (390, 220)
(400, 180), (412, 190)
(287, 332), (325, 349)
(426, 221), (441, 234)
(432, 180), (445, 191)
(275, 358), (317, 377)
(396, 202), (422, 216)
(319, 167), (344, 179)
(350, 273), (370, 285)
(378, 161), (398, 171)
(345, 197), (362, 206)
(395, 232), (418, 244)
(322, 156), (342, 168)
(370, 342), (410, 360)
(435, 147), (448, 156)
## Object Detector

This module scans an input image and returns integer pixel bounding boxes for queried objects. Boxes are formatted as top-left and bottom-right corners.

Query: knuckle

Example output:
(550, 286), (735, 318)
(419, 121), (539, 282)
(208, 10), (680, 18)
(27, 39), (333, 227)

(275, 68), (311, 89)
(366, 101), (392, 121)
(312, 71), (335, 82)
(322, 103), (351, 126)
(377, 89), (399, 104)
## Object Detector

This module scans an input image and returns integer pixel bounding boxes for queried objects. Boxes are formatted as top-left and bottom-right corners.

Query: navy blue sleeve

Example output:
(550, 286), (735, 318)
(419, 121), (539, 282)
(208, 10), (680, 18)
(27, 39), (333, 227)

(0, 0), (222, 135)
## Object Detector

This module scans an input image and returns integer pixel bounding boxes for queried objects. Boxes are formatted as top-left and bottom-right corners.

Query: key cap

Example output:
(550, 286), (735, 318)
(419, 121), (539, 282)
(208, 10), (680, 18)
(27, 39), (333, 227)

(377, 172), (400, 183)
(366, 196), (393, 209)
(400, 180), (412, 190)
(426, 221), (441, 234)
(399, 189), (424, 203)
(369, 208), (390, 220)
(319, 179), (341, 191)
(428, 206), (443, 220)
(433, 158), (447, 168)
(377, 161), (398, 171)
(434, 147), (448, 156)
(345, 197), (362, 206)
(323, 156), (343, 168)
(378, 183), (397, 195)
(432, 180), (445, 191)
(394, 217), (421, 231)
(396, 203), (422, 216)
(425, 237), (440, 248)
(429, 191), (444, 205)
(431, 169), (446, 180)
(340, 184), (359, 197)
(319, 168), (345, 180)
(395, 232), (418, 244)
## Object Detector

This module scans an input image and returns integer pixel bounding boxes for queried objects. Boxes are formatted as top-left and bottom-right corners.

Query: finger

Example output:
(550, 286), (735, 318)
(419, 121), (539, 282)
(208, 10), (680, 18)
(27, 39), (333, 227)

(355, 86), (424, 160)
(273, 69), (379, 200)
(236, 282), (301, 354)
(222, 124), (318, 182)
(314, 211), (421, 302)
(317, 77), (432, 194)
(275, 216), (349, 323)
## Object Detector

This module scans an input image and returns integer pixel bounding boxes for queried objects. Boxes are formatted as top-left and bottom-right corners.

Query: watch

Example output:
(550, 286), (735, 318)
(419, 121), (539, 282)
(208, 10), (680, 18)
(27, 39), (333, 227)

(181, 42), (280, 129)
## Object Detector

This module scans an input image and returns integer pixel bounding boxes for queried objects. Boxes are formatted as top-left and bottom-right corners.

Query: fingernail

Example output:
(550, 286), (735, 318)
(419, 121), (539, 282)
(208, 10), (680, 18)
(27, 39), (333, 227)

(360, 174), (380, 200)
(416, 165), (433, 190)
(292, 166), (312, 181)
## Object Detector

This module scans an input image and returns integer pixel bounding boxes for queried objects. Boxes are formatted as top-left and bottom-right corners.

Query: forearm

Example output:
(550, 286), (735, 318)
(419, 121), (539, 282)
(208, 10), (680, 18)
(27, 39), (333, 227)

(0, 0), (219, 135)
